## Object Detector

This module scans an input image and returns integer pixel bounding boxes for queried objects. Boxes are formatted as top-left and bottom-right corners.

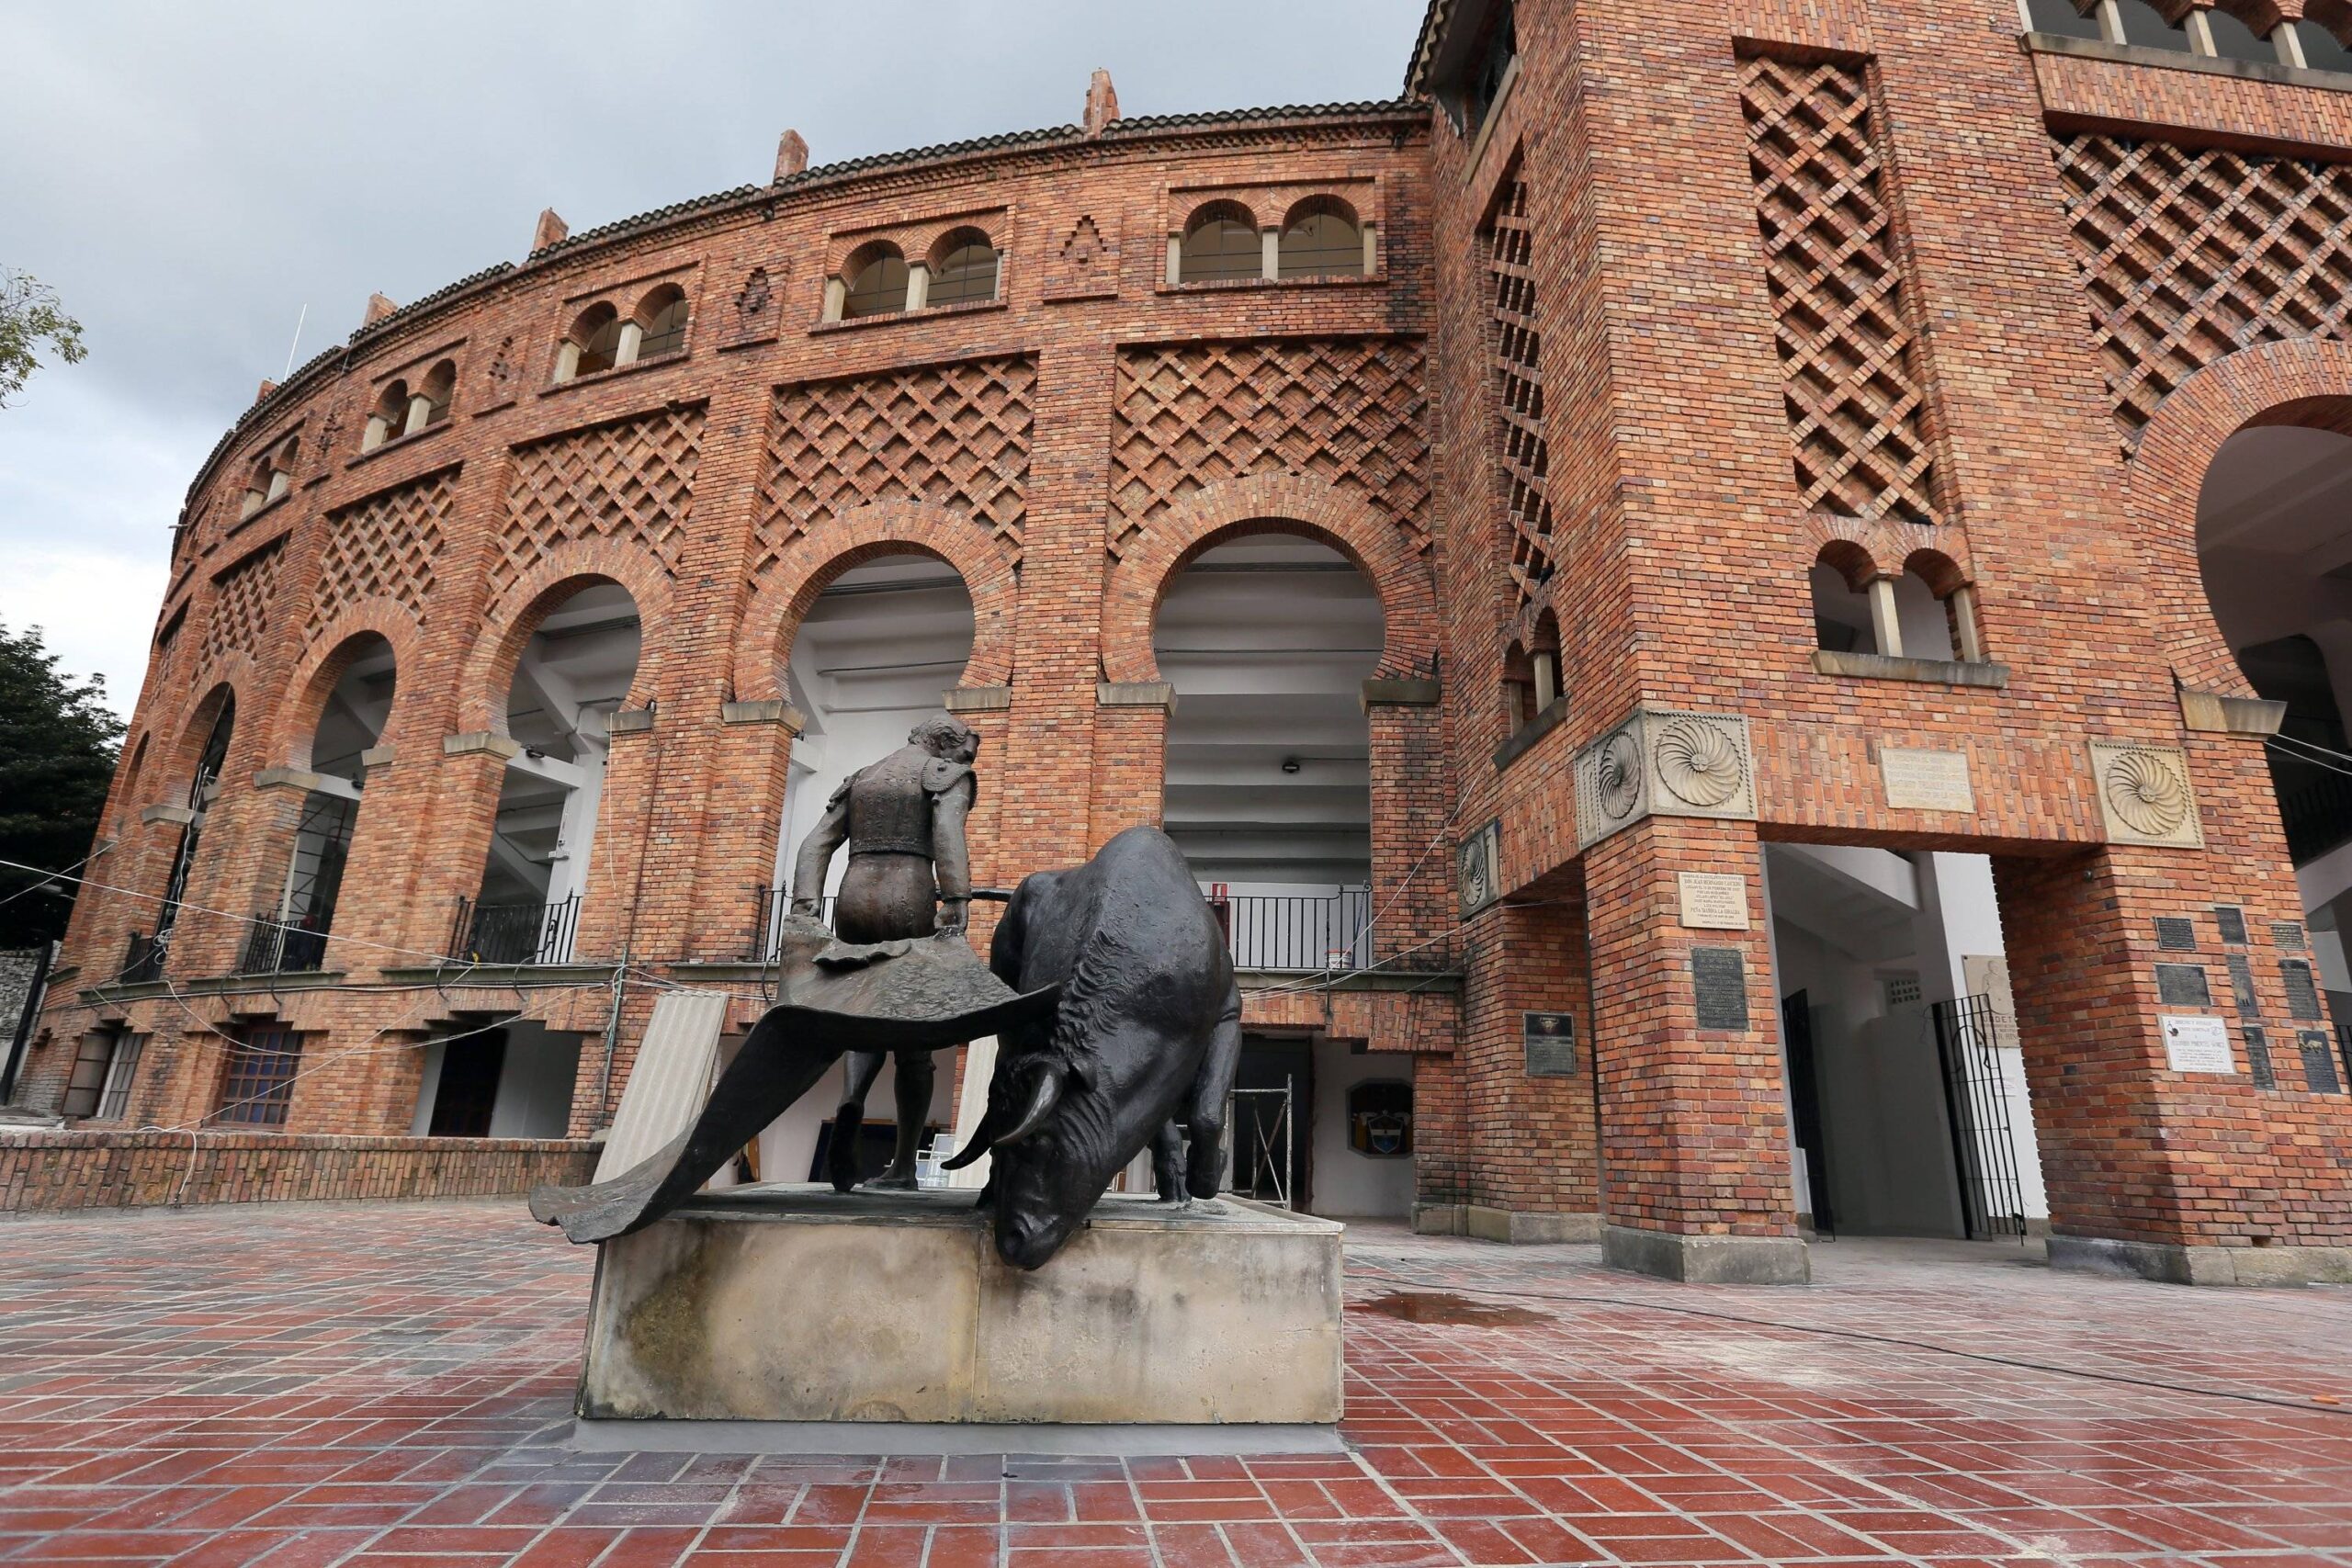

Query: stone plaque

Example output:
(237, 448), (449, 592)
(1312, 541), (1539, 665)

(2227, 953), (2259, 1020)
(2281, 958), (2323, 1021)
(2154, 964), (2211, 1007)
(2245, 1026), (2276, 1089)
(2301, 1030), (2343, 1094)
(2154, 917), (2197, 952)
(2214, 905), (2249, 945)
(2273, 920), (2306, 951)
(1691, 947), (1748, 1032)
(1457, 820), (1501, 919)
(2161, 1014), (2233, 1075)
(2087, 740), (2202, 849)
(1678, 873), (1749, 931)
(1879, 747), (1975, 812)
(1523, 1012), (1577, 1077)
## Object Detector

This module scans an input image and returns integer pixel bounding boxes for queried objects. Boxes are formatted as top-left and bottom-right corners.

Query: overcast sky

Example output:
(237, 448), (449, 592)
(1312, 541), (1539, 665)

(0, 0), (1427, 718)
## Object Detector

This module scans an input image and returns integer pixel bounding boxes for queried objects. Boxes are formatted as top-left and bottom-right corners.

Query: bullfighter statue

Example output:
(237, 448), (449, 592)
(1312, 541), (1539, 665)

(790, 712), (978, 1191)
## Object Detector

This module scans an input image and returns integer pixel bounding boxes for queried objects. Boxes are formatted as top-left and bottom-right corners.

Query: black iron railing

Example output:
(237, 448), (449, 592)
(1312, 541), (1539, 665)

(2279, 766), (2352, 863)
(750, 887), (835, 960)
(119, 931), (164, 985)
(237, 912), (330, 976)
(1929, 993), (2030, 1241)
(447, 893), (582, 966)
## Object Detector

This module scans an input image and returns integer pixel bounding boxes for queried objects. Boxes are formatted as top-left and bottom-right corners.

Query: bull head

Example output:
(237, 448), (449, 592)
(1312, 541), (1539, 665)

(944, 1035), (1171, 1270)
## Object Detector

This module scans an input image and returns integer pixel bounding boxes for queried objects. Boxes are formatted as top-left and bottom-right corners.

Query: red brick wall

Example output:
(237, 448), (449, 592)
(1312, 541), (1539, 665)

(0, 1131), (594, 1214)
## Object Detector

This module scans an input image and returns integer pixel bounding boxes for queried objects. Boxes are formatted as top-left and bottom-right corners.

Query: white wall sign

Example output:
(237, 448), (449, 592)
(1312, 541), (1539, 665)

(2161, 1014), (2234, 1075)
(1678, 872), (1750, 931)
(1880, 747), (1975, 813)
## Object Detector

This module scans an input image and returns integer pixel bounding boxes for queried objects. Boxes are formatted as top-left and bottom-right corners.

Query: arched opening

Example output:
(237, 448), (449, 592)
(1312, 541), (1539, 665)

(633, 284), (690, 359)
(2199, 416), (2352, 1026)
(141, 693), (236, 980)
(1278, 197), (1365, 278)
(748, 552), (976, 1187)
(240, 439), (294, 517)
(1154, 530), (1394, 1216)
(2113, 0), (2193, 50)
(243, 636), (393, 976)
(458, 581), (640, 964)
(2301, 6), (2352, 68)
(1181, 203), (1262, 284)
(555, 303), (622, 383)
(842, 245), (910, 319)
(418, 360), (456, 427)
(1810, 543), (1882, 654)
(362, 381), (409, 452)
(926, 231), (1000, 306)
(2205, 4), (2278, 61)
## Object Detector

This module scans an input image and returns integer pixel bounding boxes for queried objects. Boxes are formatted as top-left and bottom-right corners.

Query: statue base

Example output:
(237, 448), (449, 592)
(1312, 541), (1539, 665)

(575, 1184), (1344, 1428)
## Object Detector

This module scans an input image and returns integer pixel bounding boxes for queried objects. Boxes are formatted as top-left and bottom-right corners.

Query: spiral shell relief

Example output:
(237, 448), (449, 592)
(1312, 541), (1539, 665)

(1597, 730), (1643, 819)
(2102, 748), (2192, 839)
(1654, 716), (1747, 809)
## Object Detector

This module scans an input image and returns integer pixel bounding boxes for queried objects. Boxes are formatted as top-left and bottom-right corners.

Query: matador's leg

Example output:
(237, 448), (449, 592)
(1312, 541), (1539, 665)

(828, 1049), (888, 1192)
(866, 1048), (936, 1190)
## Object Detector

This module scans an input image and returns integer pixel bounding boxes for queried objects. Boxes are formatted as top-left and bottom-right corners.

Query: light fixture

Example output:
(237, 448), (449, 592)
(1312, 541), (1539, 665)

(1280, 757), (1302, 774)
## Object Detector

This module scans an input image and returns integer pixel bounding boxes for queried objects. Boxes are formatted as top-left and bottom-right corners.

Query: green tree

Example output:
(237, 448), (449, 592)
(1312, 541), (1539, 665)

(0, 623), (124, 947)
(0, 269), (86, 408)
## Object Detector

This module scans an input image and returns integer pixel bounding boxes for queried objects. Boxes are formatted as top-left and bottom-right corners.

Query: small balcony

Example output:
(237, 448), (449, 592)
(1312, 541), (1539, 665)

(447, 893), (582, 967)
(119, 931), (165, 986)
(237, 912), (331, 976)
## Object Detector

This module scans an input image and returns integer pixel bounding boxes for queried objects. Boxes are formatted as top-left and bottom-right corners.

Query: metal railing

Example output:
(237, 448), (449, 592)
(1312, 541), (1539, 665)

(1929, 993), (2029, 1240)
(237, 912), (330, 976)
(447, 893), (582, 966)
(1206, 888), (1374, 973)
(750, 887), (835, 961)
(119, 931), (164, 985)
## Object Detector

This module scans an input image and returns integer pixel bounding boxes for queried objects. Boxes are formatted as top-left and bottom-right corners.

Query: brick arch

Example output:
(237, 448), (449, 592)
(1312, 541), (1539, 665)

(1102, 472), (1437, 684)
(274, 607), (423, 770)
(165, 680), (243, 792)
(456, 538), (672, 734)
(2126, 337), (2352, 694)
(731, 500), (1019, 703)
(1793, 511), (1970, 587)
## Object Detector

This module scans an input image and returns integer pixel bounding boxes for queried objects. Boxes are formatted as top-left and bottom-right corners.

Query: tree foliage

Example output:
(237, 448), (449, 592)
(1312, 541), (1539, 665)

(0, 269), (87, 409)
(0, 623), (124, 947)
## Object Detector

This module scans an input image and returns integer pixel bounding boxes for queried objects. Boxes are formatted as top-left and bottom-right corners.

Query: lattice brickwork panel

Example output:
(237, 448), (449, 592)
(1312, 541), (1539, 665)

(1110, 339), (1430, 557)
(1487, 175), (1555, 604)
(1741, 56), (1939, 524)
(2054, 134), (2352, 446)
(198, 544), (282, 672)
(308, 471), (452, 640)
(755, 356), (1034, 578)
(497, 406), (704, 602)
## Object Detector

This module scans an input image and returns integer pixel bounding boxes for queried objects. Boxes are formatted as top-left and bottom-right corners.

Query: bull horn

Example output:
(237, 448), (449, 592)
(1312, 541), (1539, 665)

(943, 1060), (1069, 1169)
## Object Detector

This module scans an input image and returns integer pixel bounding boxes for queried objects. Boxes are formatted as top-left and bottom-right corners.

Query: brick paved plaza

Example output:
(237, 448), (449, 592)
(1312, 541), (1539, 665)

(0, 1202), (2346, 1566)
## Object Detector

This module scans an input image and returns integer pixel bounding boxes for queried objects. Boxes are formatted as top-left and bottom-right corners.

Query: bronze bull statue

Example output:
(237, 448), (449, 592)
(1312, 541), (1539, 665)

(528, 824), (1241, 1272)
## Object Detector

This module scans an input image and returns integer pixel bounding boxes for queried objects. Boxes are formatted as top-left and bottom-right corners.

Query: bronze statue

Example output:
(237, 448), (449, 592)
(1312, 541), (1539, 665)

(791, 713), (978, 1190)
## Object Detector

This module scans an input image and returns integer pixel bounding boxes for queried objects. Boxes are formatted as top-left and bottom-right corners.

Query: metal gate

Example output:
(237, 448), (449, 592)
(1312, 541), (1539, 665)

(1929, 993), (2028, 1239)
(1223, 1081), (1295, 1209)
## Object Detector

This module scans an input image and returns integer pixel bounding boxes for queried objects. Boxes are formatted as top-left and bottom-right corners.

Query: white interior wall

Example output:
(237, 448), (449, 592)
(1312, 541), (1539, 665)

(738, 1039), (956, 1186)
(408, 1018), (580, 1138)
(1308, 1040), (1413, 1217)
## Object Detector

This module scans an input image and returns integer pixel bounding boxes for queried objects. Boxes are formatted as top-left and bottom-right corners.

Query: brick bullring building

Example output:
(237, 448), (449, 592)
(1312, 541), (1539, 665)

(22, 0), (2352, 1283)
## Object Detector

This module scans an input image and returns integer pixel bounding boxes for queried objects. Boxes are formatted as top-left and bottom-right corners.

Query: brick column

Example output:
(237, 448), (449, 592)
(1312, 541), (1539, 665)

(1363, 683), (1450, 964)
(1996, 739), (2352, 1284)
(1090, 685), (1169, 852)
(1584, 816), (1807, 1282)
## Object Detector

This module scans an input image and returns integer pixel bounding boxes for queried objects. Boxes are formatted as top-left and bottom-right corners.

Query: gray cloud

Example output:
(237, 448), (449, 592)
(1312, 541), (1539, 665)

(0, 0), (1427, 712)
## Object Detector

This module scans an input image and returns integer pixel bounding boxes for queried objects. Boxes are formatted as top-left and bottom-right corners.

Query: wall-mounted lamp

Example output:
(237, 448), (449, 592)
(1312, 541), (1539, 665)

(1280, 757), (1302, 774)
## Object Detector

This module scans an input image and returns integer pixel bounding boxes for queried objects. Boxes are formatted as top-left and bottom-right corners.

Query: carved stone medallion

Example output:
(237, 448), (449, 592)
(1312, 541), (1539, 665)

(1575, 708), (1758, 848)
(2087, 740), (2202, 849)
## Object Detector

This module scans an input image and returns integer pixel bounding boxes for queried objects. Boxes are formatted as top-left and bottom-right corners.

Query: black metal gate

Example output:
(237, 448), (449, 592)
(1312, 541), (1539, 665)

(1929, 993), (2028, 1239)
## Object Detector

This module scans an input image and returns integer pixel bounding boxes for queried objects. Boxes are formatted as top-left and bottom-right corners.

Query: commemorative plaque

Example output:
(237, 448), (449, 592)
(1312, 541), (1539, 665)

(2245, 1025), (2276, 1089)
(1691, 947), (1748, 1032)
(1677, 873), (1749, 931)
(2281, 958), (2323, 1021)
(2160, 1014), (2233, 1074)
(2154, 964), (2211, 1008)
(2227, 953), (2258, 1020)
(2213, 905), (2249, 945)
(1523, 1011), (1577, 1077)
(2154, 917), (2197, 952)
(1879, 747), (1975, 813)
(2301, 1030), (2343, 1094)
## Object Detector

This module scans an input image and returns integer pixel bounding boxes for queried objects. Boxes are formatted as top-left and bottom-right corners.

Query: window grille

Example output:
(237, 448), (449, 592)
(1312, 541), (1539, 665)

(97, 1034), (143, 1121)
(928, 243), (1000, 305)
(1182, 218), (1261, 282)
(214, 1026), (302, 1127)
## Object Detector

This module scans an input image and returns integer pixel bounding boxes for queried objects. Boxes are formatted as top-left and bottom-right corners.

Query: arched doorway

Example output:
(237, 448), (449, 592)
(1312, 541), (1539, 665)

(2199, 418), (2352, 1018)
(139, 693), (236, 981)
(1152, 531), (1402, 1218)
(458, 581), (640, 964)
(244, 635), (394, 974)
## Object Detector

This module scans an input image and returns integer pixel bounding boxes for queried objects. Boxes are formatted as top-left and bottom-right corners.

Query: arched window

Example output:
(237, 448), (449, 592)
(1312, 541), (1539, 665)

(1902, 548), (1984, 663)
(240, 439), (295, 517)
(634, 285), (689, 358)
(418, 361), (456, 427)
(2204, 4), (2277, 60)
(362, 381), (408, 452)
(927, 231), (1000, 306)
(2023, 0), (2104, 38)
(1810, 543), (1882, 655)
(2297, 5), (2352, 67)
(556, 303), (622, 383)
(1279, 198), (1365, 278)
(842, 245), (910, 318)
(1500, 639), (1535, 732)
(1181, 203), (1262, 283)
(147, 694), (236, 975)
(2113, 0), (2192, 51)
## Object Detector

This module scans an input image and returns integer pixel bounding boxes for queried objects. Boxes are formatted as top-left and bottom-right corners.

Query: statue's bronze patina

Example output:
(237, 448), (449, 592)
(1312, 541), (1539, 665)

(791, 713), (978, 1190)
(529, 716), (1244, 1271)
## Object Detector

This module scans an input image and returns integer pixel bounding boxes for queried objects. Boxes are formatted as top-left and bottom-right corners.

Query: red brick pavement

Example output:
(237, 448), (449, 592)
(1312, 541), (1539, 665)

(0, 1202), (2346, 1566)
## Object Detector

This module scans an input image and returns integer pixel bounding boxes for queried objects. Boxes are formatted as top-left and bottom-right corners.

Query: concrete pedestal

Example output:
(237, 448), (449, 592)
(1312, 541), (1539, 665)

(576, 1184), (1344, 1427)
